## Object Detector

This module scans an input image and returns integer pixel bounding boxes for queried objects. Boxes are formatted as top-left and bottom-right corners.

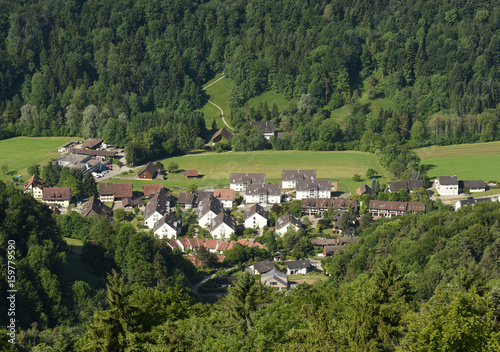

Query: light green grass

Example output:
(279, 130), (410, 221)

(289, 272), (329, 284)
(246, 90), (289, 112)
(63, 237), (84, 248)
(0, 137), (82, 181)
(106, 150), (387, 194)
(416, 142), (500, 181)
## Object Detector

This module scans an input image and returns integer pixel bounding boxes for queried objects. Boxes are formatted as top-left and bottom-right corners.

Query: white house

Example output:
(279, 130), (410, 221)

(245, 184), (282, 204)
(461, 180), (486, 193)
(230, 173), (265, 192)
(282, 170), (316, 189)
(285, 259), (311, 275)
(198, 195), (224, 228)
(41, 187), (72, 208)
(213, 188), (235, 208)
(434, 175), (459, 196)
(154, 213), (182, 239)
(244, 203), (269, 229)
(23, 174), (46, 199)
(296, 179), (331, 200)
(210, 212), (236, 239)
(455, 197), (491, 211)
(249, 121), (275, 140)
(144, 191), (172, 229)
(275, 212), (301, 236)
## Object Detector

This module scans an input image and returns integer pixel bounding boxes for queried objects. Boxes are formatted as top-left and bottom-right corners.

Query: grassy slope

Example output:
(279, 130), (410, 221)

(108, 150), (387, 194)
(416, 141), (500, 181)
(0, 137), (82, 181)
(63, 237), (101, 288)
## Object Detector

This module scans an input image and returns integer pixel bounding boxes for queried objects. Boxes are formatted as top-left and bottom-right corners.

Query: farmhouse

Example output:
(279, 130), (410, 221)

(455, 197), (492, 210)
(245, 183), (282, 204)
(261, 269), (289, 291)
(154, 213), (182, 239)
(42, 187), (72, 207)
(282, 169), (316, 189)
(249, 259), (276, 275)
(81, 196), (112, 218)
(230, 172), (266, 192)
(286, 259), (311, 275)
(434, 175), (459, 196)
(301, 198), (358, 215)
(24, 174), (46, 199)
(332, 211), (357, 236)
(275, 212), (301, 236)
(143, 184), (164, 197)
(296, 179), (331, 200)
(137, 162), (160, 180)
(198, 195), (224, 228)
(369, 200), (425, 218)
(81, 138), (103, 149)
(178, 192), (196, 209)
(250, 121), (275, 140)
(211, 128), (233, 143)
(356, 183), (376, 196)
(213, 188), (235, 208)
(121, 197), (145, 210)
(99, 183), (133, 202)
(186, 169), (199, 179)
(388, 180), (424, 193)
(144, 190), (173, 228)
(69, 148), (117, 159)
(210, 212), (236, 239)
(244, 203), (269, 229)
(461, 180), (487, 193)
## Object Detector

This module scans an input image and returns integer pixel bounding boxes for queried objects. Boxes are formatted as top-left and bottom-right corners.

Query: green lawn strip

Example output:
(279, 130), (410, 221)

(246, 90), (289, 111)
(202, 73), (225, 88)
(417, 154), (500, 181)
(288, 272), (329, 284)
(0, 136), (82, 181)
(416, 141), (500, 159)
(63, 237), (84, 248)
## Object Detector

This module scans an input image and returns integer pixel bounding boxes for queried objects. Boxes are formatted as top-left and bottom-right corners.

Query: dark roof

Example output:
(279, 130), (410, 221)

(369, 200), (425, 212)
(230, 173), (265, 185)
(356, 183), (376, 196)
(461, 180), (486, 189)
(244, 203), (269, 220)
(389, 180), (424, 192)
(311, 238), (337, 246)
(296, 179), (330, 191)
(186, 169), (198, 177)
(81, 196), (112, 218)
(252, 259), (276, 274)
(211, 128), (233, 141)
(24, 174), (46, 190)
(137, 162), (160, 177)
(81, 138), (103, 149)
(194, 191), (213, 205)
(286, 259), (311, 269)
(325, 245), (344, 255)
(70, 148), (117, 157)
(198, 195), (224, 218)
(98, 183), (133, 198)
(261, 268), (288, 287)
(122, 197), (145, 208)
(332, 211), (356, 229)
(436, 175), (459, 186)
(458, 197), (491, 207)
(338, 237), (359, 245)
(144, 191), (172, 220)
(143, 184), (164, 197)
(245, 183), (282, 196)
(250, 121), (275, 133)
(276, 212), (301, 230)
(178, 192), (195, 205)
(215, 276), (238, 286)
(154, 213), (182, 232)
(42, 187), (71, 201)
(210, 212), (236, 231)
(282, 170), (316, 182)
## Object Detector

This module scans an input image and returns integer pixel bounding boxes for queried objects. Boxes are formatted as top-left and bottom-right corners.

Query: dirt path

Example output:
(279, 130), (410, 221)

(202, 75), (225, 90)
(201, 75), (235, 132)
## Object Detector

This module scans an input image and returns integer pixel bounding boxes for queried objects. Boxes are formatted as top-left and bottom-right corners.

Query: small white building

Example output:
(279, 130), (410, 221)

(282, 170), (316, 189)
(244, 203), (269, 229)
(296, 179), (331, 200)
(198, 195), (224, 228)
(455, 197), (491, 211)
(144, 191), (172, 229)
(249, 121), (275, 140)
(245, 184), (282, 204)
(275, 212), (301, 236)
(213, 188), (235, 208)
(434, 175), (459, 196)
(210, 212), (236, 239)
(285, 259), (311, 275)
(230, 173), (265, 192)
(23, 174), (46, 199)
(154, 213), (182, 239)
(461, 180), (486, 193)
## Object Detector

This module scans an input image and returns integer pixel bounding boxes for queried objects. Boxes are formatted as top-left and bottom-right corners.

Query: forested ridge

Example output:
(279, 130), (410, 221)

(2, 0), (500, 166)
(1, 184), (500, 350)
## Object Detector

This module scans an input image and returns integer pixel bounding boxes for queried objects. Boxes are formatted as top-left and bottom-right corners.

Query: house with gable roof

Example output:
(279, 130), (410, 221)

(296, 179), (331, 200)
(198, 195), (224, 228)
(230, 172), (266, 193)
(81, 196), (112, 218)
(245, 183), (281, 204)
(434, 175), (459, 196)
(286, 259), (311, 275)
(211, 128), (233, 144)
(275, 212), (301, 236)
(210, 212), (236, 239)
(178, 192), (196, 209)
(144, 189), (173, 228)
(23, 174), (46, 199)
(154, 213), (182, 239)
(261, 269), (289, 290)
(137, 162), (160, 180)
(250, 121), (275, 140)
(99, 182), (133, 202)
(213, 188), (235, 208)
(244, 203), (269, 229)
(42, 187), (72, 207)
(282, 170), (316, 189)
(369, 200), (425, 218)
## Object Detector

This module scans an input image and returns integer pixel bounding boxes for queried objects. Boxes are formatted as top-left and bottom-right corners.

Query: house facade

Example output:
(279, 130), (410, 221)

(137, 162), (160, 180)
(144, 191), (173, 228)
(275, 212), (301, 236)
(81, 196), (112, 218)
(285, 259), (311, 275)
(369, 200), (425, 218)
(301, 198), (358, 216)
(154, 213), (182, 239)
(250, 121), (275, 140)
(296, 179), (331, 200)
(455, 197), (491, 210)
(23, 174), (46, 199)
(244, 203), (269, 229)
(282, 170), (316, 189)
(261, 269), (289, 290)
(230, 173), (265, 192)
(198, 195), (224, 228)
(99, 183), (133, 202)
(210, 212), (236, 239)
(461, 180), (486, 193)
(42, 187), (72, 207)
(434, 175), (459, 196)
(245, 183), (281, 204)
(213, 188), (235, 208)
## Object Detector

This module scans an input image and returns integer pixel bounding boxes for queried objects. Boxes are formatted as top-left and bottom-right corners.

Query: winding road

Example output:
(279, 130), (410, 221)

(202, 76), (234, 131)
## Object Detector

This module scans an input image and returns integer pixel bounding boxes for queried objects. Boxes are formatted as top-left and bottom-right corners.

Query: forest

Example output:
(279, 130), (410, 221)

(1, 180), (500, 350)
(1, 0), (500, 167)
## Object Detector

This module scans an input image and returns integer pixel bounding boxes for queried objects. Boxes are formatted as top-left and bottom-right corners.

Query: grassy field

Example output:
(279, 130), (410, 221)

(0, 137), (81, 181)
(289, 272), (329, 285)
(63, 237), (101, 288)
(416, 141), (500, 181)
(246, 90), (289, 112)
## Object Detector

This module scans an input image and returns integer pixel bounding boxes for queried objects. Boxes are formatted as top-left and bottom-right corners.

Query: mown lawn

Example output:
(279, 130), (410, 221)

(63, 237), (101, 288)
(0, 137), (82, 181)
(289, 272), (329, 285)
(246, 90), (289, 112)
(416, 141), (500, 181)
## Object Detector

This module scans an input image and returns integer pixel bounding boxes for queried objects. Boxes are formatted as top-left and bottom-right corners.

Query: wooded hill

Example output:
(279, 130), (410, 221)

(1, 0), (500, 166)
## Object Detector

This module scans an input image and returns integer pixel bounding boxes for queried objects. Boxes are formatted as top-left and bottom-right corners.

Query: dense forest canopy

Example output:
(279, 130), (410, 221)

(1, 0), (500, 165)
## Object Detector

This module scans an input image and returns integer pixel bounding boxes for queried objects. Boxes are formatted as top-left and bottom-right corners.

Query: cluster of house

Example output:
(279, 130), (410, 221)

(56, 138), (117, 175)
(248, 258), (314, 290)
(23, 174), (72, 209)
(434, 174), (487, 196)
(311, 237), (359, 256)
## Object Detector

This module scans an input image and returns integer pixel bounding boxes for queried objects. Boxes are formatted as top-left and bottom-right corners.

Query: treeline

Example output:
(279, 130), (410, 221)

(2, 0), (500, 161)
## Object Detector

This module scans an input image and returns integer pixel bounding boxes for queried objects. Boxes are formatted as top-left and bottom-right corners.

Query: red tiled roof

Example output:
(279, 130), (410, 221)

(186, 169), (198, 177)
(143, 184), (163, 197)
(24, 174), (45, 191)
(213, 188), (234, 201)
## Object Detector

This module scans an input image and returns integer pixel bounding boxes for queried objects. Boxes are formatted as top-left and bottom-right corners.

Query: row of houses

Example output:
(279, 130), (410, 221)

(434, 175), (487, 196)
(165, 238), (265, 254)
(24, 175), (72, 207)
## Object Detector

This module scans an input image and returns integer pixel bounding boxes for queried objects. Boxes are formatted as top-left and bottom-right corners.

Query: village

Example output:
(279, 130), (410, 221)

(21, 136), (500, 291)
